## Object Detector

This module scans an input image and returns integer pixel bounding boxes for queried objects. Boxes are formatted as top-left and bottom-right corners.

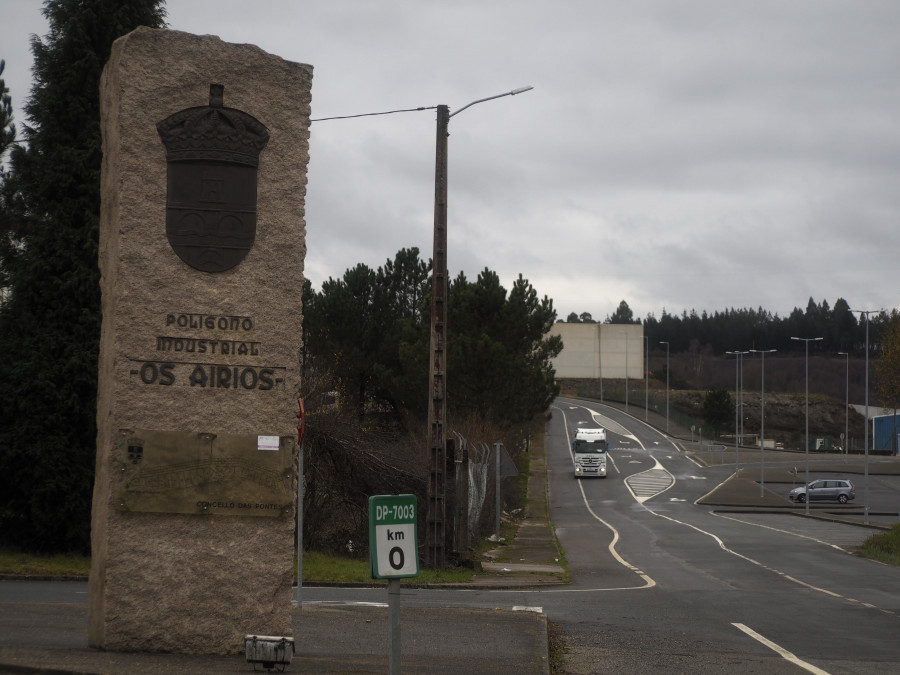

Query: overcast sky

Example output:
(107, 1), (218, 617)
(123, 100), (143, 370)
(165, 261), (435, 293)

(2, 1), (899, 323)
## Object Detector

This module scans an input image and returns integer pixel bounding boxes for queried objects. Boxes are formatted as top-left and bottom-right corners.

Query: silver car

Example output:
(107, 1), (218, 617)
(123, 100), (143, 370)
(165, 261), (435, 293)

(789, 479), (855, 504)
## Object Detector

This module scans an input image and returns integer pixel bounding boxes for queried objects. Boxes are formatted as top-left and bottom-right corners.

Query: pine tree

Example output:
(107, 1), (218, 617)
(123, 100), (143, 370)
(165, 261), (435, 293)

(0, 0), (166, 554)
(0, 60), (14, 157)
(1, 59), (19, 293)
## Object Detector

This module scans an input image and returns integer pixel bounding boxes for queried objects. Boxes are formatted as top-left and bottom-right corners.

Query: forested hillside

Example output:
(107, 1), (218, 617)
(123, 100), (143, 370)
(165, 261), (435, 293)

(565, 298), (897, 356)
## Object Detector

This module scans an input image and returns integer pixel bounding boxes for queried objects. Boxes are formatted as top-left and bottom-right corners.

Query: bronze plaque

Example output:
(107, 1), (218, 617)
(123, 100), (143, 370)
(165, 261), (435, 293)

(115, 429), (294, 517)
(157, 84), (269, 273)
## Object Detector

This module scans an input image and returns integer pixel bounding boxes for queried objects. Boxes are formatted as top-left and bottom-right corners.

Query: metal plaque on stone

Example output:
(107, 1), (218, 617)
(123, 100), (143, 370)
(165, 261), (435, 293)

(115, 429), (293, 517)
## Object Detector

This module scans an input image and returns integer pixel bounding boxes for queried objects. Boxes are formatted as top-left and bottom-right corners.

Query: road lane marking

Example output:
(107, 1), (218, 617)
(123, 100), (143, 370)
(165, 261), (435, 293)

(647, 504), (898, 618)
(732, 623), (831, 674)
(714, 512), (860, 554)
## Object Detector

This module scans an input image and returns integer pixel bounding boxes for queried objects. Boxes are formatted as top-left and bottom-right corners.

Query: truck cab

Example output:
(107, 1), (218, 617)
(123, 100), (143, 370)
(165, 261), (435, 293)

(572, 427), (608, 478)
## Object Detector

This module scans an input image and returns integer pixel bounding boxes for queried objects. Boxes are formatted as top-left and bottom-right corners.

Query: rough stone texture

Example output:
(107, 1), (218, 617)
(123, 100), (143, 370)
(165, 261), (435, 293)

(89, 27), (312, 655)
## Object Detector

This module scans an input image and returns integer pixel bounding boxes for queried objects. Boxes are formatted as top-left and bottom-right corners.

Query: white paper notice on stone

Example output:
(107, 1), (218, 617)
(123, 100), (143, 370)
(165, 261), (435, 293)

(257, 435), (280, 451)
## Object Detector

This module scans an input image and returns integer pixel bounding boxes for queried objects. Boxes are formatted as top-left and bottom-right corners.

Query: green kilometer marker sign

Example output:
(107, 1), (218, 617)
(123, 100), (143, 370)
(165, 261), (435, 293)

(368, 494), (419, 579)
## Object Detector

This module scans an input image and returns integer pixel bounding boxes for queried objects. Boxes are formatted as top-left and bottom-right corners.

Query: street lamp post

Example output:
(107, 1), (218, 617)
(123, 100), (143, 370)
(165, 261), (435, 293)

(599, 339), (604, 402)
(849, 309), (882, 524)
(726, 350), (749, 475)
(625, 332), (629, 411)
(749, 349), (776, 497)
(426, 86), (533, 568)
(644, 335), (649, 420)
(313, 88), (533, 569)
(660, 341), (670, 433)
(837, 352), (849, 457)
(740, 352), (746, 444)
(791, 336), (823, 515)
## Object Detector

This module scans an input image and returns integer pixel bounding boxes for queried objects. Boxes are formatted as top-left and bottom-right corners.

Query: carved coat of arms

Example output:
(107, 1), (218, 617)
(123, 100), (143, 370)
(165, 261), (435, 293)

(157, 84), (269, 273)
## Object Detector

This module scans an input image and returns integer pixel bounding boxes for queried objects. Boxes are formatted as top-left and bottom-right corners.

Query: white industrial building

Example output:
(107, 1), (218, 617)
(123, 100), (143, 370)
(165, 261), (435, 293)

(548, 323), (644, 380)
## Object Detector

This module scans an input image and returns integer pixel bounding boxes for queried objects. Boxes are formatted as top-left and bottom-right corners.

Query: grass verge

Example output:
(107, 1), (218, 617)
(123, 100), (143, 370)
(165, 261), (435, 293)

(857, 524), (900, 565)
(0, 547), (475, 585)
(0, 548), (91, 577)
(547, 619), (567, 674)
(301, 551), (475, 585)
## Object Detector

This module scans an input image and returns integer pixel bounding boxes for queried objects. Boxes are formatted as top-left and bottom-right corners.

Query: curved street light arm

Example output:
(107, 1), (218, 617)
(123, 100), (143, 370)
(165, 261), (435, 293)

(449, 85), (534, 118)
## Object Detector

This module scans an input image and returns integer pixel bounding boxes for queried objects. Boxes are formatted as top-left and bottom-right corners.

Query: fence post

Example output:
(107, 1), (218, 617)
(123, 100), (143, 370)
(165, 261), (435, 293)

(494, 441), (502, 539)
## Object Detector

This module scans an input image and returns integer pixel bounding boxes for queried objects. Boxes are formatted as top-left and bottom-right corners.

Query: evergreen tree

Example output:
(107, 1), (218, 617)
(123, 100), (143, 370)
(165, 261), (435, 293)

(305, 253), (561, 429)
(1, 59), (18, 293)
(702, 388), (733, 437)
(0, 60), (14, 157)
(309, 263), (379, 414)
(0, 0), (167, 554)
(302, 249), (432, 419)
(448, 270), (560, 426)
(607, 299), (636, 324)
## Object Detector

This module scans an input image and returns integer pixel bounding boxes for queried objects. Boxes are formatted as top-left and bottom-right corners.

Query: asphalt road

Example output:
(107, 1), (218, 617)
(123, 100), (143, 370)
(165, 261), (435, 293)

(541, 396), (900, 674)
(295, 397), (900, 673)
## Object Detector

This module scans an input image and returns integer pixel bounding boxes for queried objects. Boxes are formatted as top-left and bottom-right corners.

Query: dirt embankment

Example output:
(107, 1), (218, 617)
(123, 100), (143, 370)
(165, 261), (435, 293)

(667, 388), (865, 444)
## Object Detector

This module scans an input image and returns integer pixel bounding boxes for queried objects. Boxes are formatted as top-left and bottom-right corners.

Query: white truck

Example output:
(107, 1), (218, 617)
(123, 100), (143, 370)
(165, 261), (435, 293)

(572, 427), (608, 478)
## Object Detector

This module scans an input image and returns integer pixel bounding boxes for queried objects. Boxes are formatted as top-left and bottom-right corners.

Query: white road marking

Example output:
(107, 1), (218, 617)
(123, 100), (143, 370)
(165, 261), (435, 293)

(512, 606), (543, 613)
(303, 600), (389, 607)
(624, 458), (676, 503)
(647, 496), (899, 618)
(732, 623), (831, 674)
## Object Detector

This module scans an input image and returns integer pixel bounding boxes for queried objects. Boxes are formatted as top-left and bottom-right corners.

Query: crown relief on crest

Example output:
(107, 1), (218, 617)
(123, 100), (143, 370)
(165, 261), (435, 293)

(156, 84), (270, 167)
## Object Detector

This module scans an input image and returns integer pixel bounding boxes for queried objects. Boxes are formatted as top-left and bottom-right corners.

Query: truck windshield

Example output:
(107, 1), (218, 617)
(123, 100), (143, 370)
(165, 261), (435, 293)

(574, 440), (606, 454)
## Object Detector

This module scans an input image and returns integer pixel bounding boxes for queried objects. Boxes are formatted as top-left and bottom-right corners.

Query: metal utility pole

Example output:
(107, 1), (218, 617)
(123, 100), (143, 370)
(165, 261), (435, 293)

(425, 104), (450, 569)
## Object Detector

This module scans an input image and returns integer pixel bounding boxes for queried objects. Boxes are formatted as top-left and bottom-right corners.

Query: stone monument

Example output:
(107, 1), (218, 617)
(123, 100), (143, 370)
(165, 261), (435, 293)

(89, 27), (312, 654)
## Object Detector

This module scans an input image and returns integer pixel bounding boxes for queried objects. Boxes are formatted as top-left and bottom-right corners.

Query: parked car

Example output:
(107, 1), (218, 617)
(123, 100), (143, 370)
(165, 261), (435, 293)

(789, 479), (855, 504)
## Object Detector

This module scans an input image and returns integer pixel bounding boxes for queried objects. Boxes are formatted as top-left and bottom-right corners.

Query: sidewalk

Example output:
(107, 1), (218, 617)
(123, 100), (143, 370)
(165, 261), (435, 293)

(0, 601), (548, 674)
(475, 434), (567, 586)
